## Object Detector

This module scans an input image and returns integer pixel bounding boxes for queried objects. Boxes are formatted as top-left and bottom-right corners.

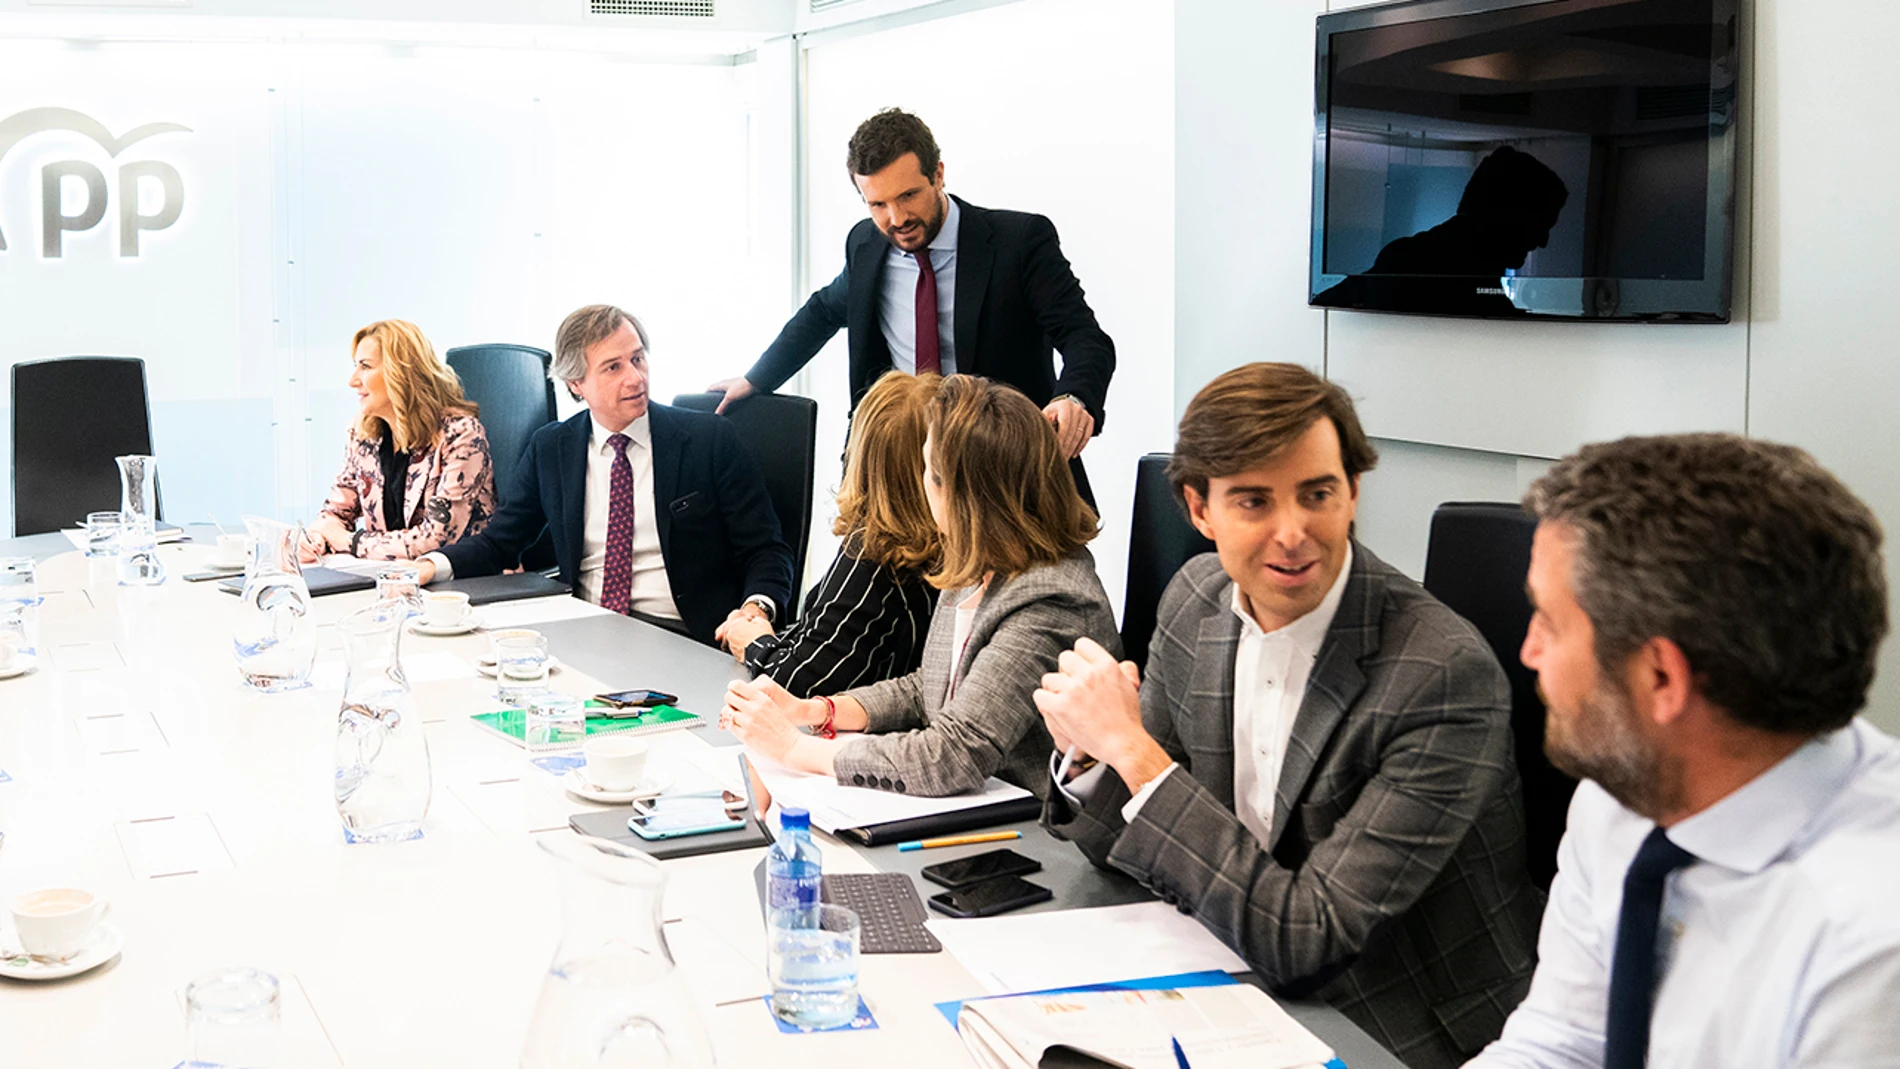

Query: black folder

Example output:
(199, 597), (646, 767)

(217, 565), (375, 598)
(568, 808), (774, 860)
(434, 572), (571, 606)
(833, 795), (1043, 847)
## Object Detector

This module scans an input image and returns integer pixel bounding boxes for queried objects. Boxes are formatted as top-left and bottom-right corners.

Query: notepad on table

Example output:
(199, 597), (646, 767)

(744, 749), (1039, 845)
(468, 701), (703, 748)
(952, 978), (1336, 1069)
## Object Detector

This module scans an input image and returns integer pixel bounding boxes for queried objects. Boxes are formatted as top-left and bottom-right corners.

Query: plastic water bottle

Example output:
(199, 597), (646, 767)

(768, 808), (823, 928)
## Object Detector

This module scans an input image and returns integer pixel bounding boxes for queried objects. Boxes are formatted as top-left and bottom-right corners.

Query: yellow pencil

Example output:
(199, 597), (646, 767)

(897, 830), (1022, 852)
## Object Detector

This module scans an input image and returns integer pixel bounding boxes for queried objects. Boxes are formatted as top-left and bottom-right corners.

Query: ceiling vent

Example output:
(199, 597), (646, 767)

(590, 0), (715, 16)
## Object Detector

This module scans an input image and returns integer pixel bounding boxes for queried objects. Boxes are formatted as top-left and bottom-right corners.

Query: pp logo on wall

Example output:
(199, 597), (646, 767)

(0, 106), (190, 258)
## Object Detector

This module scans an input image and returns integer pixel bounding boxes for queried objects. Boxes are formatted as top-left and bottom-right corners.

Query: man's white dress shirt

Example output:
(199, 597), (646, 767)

(1468, 719), (1900, 1069)
(1061, 546), (1354, 836)
(877, 195), (960, 376)
(576, 414), (677, 620)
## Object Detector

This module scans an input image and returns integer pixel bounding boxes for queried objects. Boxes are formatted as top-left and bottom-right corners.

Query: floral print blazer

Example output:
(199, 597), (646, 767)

(318, 412), (497, 560)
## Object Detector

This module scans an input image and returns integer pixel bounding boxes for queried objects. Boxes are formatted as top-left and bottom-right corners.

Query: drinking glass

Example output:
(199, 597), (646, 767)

(525, 691), (587, 751)
(373, 561), (423, 616)
(185, 967), (282, 1068)
(767, 904), (861, 1030)
(0, 557), (34, 611)
(495, 633), (550, 706)
(84, 512), (122, 557)
(0, 604), (29, 671)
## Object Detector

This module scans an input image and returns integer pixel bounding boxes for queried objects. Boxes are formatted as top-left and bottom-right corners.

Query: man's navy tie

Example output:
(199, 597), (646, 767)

(1605, 826), (1696, 1069)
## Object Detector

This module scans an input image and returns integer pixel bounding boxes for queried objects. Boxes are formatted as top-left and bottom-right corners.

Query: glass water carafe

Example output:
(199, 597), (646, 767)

(334, 597), (431, 843)
(115, 454), (164, 586)
(521, 836), (717, 1069)
(233, 516), (317, 691)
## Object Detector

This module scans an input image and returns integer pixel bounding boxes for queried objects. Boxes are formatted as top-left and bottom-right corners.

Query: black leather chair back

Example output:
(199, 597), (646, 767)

(1421, 501), (1574, 890)
(446, 344), (558, 571)
(672, 391), (818, 625)
(444, 343), (557, 501)
(1122, 453), (1215, 671)
(11, 356), (160, 536)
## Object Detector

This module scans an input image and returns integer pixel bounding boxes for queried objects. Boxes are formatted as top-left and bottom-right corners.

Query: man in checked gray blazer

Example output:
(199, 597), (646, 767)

(1036, 363), (1541, 1069)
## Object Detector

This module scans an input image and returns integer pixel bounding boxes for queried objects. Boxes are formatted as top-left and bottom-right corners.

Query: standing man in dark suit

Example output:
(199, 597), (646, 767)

(1033, 363), (1541, 1069)
(708, 108), (1116, 502)
(416, 304), (793, 648)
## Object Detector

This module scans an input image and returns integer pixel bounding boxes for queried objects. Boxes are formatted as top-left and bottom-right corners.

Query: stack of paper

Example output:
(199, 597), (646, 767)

(926, 901), (1248, 994)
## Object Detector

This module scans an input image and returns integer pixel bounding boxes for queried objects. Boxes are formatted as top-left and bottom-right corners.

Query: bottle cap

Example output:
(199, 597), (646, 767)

(779, 807), (810, 831)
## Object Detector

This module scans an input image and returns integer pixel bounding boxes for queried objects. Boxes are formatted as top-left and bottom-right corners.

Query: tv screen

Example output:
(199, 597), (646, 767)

(1309, 0), (1738, 322)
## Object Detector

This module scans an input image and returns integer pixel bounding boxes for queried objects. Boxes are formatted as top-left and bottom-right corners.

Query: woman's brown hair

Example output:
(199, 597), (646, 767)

(927, 375), (1096, 590)
(834, 371), (942, 574)
(352, 319), (478, 452)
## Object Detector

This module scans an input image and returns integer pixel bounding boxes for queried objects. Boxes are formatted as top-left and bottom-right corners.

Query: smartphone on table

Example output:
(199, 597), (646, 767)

(624, 791), (749, 841)
(920, 848), (1043, 890)
(595, 689), (678, 717)
(926, 874), (1053, 919)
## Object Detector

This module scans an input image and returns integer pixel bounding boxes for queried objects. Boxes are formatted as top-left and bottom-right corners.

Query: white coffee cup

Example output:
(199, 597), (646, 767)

(422, 591), (473, 628)
(9, 888), (110, 962)
(583, 735), (649, 792)
(215, 533), (249, 568)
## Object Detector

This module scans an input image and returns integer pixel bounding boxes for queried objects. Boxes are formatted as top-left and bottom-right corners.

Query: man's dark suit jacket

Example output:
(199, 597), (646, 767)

(1046, 547), (1542, 1069)
(743, 195), (1117, 430)
(439, 404), (793, 648)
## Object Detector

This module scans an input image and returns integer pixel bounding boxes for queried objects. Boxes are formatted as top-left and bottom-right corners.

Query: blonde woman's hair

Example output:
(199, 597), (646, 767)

(834, 371), (942, 574)
(927, 375), (1096, 590)
(352, 320), (477, 452)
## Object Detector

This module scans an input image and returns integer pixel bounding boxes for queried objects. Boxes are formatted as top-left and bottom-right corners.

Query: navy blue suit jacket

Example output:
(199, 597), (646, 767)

(439, 404), (794, 647)
(744, 196), (1117, 430)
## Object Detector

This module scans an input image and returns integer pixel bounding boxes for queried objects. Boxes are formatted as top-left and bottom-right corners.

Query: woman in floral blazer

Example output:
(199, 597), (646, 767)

(302, 320), (498, 561)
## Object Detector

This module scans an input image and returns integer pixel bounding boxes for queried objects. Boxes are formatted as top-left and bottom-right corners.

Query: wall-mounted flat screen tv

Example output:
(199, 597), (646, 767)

(1309, 0), (1738, 322)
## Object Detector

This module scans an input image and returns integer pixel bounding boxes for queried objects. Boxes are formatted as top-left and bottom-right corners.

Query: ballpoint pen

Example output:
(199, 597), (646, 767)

(1171, 1037), (1192, 1069)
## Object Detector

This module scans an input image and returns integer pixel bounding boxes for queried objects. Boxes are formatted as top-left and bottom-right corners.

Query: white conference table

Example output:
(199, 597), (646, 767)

(0, 532), (1404, 1069)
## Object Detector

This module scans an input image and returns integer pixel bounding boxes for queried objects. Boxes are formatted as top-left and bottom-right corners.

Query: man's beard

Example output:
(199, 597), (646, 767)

(883, 192), (946, 250)
(1545, 676), (1681, 820)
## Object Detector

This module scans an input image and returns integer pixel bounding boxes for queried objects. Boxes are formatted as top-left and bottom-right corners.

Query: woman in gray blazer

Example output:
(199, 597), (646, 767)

(722, 375), (1121, 798)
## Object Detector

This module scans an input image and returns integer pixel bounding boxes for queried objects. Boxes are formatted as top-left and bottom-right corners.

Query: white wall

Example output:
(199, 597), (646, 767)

(799, 0), (1175, 617)
(0, 29), (783, 536)
(1176, 0), (1900, 733)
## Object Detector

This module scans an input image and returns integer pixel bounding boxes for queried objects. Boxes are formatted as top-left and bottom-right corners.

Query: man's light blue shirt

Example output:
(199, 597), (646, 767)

(877, 194), (960, 376)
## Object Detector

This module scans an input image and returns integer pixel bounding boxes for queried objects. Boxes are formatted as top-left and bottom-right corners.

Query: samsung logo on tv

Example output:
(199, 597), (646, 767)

(1474, 286), (1507, 295)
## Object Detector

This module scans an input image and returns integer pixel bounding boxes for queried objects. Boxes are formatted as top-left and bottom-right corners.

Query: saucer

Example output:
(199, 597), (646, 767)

(409, 614), (483, 637)
(0, 653), (38, 681)
(475, 655), (561, 677)
(563, 767), (670, 804)
(0, 923), (122, 981)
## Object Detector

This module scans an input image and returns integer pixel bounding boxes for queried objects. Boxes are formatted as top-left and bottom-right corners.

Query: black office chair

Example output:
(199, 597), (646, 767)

(1421, 501), (1575, 891)
(446, 343), (558, 570)
(1121, 453), (1215, 671)
(672, 391), (818, 626)
(11, 356), (161, 536)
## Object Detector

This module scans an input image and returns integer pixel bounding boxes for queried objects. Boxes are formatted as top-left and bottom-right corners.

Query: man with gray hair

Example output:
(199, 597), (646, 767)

(1468, 433), (1900, 1069)
(418, 305), (792, 647)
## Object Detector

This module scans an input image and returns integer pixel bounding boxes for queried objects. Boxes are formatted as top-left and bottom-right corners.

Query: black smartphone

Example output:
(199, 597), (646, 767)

(595, 689), (678, 715)
(926, 874), (1053, 919)
(920, 848), (1043, 890)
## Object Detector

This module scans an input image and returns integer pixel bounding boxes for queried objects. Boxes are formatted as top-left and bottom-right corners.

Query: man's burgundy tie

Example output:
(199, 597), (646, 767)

(599, 433), (634, 615)
(914, 249), (941, 375)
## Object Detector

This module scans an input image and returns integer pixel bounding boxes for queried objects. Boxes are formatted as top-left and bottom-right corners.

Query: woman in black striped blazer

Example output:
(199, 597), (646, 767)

(715, 372), (941, 698)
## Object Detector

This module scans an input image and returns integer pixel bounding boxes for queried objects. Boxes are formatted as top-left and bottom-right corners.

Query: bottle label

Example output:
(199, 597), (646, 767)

(768, 871), (822, 912)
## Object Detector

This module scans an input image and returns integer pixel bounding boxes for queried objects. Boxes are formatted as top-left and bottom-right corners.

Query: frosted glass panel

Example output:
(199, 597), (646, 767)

(803, 0), (1175, 614)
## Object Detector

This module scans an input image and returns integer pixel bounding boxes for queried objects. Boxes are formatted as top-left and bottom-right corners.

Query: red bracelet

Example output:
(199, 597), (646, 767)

(816, 696), (837, 740)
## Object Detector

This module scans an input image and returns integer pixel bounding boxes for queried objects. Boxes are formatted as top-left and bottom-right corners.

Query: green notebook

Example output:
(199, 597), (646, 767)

(469, 700), (704, 749)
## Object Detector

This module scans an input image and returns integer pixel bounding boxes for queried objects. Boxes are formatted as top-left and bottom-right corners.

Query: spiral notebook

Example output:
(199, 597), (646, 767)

(468, 701), (703, 748)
